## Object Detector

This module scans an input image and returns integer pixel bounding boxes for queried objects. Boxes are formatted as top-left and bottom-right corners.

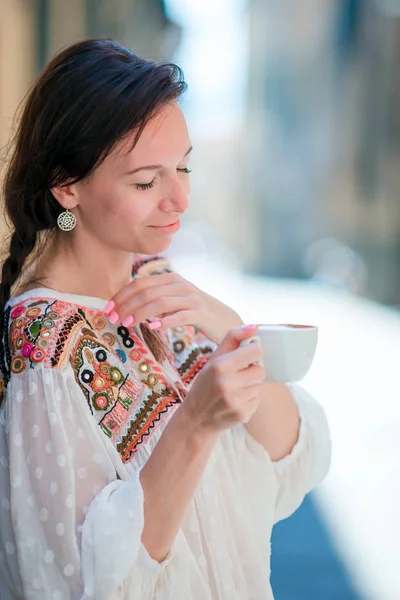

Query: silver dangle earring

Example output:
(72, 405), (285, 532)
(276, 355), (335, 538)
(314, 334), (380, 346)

(57, 209), (76, 232)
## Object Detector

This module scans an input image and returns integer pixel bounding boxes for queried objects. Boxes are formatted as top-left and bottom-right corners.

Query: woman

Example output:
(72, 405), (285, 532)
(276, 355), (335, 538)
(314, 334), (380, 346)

(0, 39), (331, 599)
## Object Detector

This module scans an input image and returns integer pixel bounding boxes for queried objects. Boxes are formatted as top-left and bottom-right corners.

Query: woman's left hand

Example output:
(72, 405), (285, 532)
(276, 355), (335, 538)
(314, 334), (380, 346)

(106, 272), (243, 345)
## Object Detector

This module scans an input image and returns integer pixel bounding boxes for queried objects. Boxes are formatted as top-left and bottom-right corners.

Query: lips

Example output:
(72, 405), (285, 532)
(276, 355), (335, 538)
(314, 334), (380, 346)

(150, 220), (179, 228)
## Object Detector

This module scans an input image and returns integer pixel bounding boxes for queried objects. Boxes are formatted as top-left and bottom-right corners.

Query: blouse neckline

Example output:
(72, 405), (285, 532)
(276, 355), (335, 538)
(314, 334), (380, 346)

(6, 287), (108, 312)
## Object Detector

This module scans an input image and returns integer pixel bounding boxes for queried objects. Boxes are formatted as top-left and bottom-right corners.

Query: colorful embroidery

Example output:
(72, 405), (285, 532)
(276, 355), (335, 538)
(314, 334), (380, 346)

(115, 349), (127, 363)
(92, 392), (111, 411)
(2, 255), (217, 461)
(11, 356), (25, 374)
(3, 294), (184, 459)
(51, 312), (85, 367)
(117, 325), (134, 349)
(116, 386), (177, 462)
(164, 325), (216, 386)
(10, 306), (25, 319)
(178, 347), (214, 385)
(92, 315), (106, 330)
(71, 330), (183, 461)
(131, 253), (172, 278)
(102, 332), (115, 346)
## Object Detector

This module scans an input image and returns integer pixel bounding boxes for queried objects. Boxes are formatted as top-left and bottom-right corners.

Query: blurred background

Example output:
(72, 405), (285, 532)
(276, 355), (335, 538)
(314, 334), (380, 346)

(1, 0), (400, 598)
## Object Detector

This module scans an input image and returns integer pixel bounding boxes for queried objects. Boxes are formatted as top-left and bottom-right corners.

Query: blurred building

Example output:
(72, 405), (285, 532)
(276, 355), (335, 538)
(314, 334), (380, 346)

(244, 0), (337, 278)
(245, 0), (400, 306)
(0, 0), (36, 152)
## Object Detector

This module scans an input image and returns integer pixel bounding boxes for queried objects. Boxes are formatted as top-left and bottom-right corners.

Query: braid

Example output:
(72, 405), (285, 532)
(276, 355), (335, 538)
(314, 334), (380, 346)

(0, 306), (12, 406)
(0, 227), (38, 408)
(0, 229), (37, 313)
(140, 323), (168, 362)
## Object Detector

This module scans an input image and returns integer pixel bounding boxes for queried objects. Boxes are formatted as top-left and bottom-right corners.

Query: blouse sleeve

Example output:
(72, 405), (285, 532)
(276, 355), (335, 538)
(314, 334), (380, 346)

(228, 383), (331, 529)
(270, 383), (331, 524)
(3, 365), (171, 600)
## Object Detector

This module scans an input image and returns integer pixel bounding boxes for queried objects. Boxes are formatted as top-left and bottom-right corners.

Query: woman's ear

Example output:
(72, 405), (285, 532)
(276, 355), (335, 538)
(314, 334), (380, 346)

(50, 182), (79, 210)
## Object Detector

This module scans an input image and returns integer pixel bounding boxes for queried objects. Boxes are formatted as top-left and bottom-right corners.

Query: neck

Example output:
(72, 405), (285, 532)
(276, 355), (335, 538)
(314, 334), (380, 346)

(35, 230), (134, 301)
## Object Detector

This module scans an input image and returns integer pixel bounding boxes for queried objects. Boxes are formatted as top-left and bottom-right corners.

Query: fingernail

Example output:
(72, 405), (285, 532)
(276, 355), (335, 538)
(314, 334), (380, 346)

(149, 320), (162, 330)
(122, 316), (134, 327)
(104, 300), (115, 314)
(242, 324), (258, 331)
(109, 311), (119, 324)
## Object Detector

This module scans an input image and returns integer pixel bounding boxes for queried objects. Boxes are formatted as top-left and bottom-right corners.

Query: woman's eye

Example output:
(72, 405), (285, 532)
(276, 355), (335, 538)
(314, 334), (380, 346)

(135, 178), (155, 190)
(134, 169), (191, 190)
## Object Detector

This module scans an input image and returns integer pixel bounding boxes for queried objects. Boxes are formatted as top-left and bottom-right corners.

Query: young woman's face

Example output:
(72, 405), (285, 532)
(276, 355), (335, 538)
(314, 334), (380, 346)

(73, 101), (191, 255)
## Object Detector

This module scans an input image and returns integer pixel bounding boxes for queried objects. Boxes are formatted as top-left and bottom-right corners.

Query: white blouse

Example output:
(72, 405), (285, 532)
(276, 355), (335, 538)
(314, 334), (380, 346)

(0, 287), (331, 600)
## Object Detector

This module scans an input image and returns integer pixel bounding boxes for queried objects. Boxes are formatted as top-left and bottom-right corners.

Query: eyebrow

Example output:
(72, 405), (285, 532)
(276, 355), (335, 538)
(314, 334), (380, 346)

(123, 146), (193, 176)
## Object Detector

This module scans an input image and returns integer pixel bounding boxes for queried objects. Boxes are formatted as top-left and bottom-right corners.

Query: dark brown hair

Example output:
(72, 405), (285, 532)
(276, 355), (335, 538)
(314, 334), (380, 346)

(0, 38), (187, 369)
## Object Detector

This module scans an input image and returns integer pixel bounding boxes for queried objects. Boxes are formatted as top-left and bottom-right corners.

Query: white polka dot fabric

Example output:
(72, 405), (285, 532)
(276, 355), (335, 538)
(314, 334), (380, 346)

(0, 367), (151, 599)
(0, 365), (330, 599)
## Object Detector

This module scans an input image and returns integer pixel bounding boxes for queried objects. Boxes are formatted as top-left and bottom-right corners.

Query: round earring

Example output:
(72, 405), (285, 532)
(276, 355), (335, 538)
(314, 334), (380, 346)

(57, 209), (76, 232)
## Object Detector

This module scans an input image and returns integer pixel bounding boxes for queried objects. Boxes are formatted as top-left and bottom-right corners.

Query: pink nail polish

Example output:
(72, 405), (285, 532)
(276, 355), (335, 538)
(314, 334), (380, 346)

(122, 316), (134, 327)
(242, 324), (258, 331)
(109, 311), (119, 324)
(104, 300), (115, 314)
(149, 320), (162, 330)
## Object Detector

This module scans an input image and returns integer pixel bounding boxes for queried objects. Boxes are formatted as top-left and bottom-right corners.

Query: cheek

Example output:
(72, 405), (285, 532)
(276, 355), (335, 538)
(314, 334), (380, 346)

(88, 181), (154, 226)
(115, 189), (155, 226)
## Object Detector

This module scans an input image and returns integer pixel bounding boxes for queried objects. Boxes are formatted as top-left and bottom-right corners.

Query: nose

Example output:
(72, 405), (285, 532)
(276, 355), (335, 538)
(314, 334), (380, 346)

(160, 175), (189, 215)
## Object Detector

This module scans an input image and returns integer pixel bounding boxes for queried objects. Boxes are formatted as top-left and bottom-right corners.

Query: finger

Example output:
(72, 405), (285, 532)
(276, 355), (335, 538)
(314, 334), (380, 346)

(158, 309), (199, 330)
(114, 281), (185, 319)
(116, 283), (191, 321)
(212, 325), (259, 358)
(214, 338), (263, 372)
(130, 297), (194, 325)
(235, 363), (266, 387)
(110, 272), (183, 311)
(222, 365), (265, 396)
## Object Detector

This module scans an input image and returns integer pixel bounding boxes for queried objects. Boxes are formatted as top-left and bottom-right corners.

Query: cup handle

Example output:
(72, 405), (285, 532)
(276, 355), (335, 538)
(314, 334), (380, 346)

(240, 335), (265, 368)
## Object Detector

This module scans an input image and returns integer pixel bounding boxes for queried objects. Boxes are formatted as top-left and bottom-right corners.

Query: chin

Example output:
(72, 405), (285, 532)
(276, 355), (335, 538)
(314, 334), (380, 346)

(133, 238), (173, 256)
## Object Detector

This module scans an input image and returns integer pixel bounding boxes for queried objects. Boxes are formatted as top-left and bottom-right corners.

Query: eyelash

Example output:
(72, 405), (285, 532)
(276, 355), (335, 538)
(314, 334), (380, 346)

(136, 181), (155, 191)
(135, 167), (192, 190)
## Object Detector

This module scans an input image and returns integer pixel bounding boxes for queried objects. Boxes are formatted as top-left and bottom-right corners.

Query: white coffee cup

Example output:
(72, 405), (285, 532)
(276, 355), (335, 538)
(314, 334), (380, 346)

(240, 324), (318, 383)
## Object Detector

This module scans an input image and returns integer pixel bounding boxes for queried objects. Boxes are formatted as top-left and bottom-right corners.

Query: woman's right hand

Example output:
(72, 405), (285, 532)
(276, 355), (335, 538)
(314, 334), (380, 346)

(181, 325), (266, 433)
